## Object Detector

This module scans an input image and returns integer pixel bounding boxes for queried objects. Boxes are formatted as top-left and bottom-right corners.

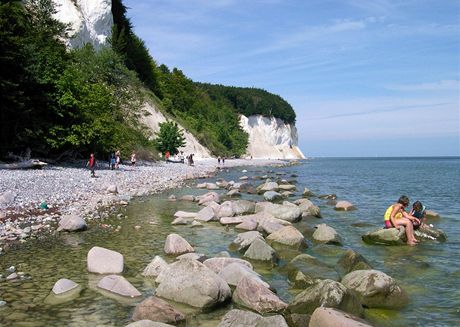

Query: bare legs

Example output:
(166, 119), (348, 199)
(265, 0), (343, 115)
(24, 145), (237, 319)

(394, 218), (418, 245)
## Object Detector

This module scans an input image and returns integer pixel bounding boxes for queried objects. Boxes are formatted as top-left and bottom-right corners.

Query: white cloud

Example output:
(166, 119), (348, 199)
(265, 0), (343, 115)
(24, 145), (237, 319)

(385, 80), (459, 91)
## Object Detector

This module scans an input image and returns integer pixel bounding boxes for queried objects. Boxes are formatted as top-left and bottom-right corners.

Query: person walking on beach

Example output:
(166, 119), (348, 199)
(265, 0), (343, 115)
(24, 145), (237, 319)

(384, 195), (420, 245)
(110, 152), (116, 170)
(115, 150), (121, 169)
(87, 153), (97, 177)
(165, 151), (170, 163)
(218, 156), (221, 165)
(131, 151), (136, 168)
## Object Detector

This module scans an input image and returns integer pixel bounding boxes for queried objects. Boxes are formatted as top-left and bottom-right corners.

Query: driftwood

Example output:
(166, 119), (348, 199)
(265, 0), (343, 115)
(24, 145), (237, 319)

(0, 159), (48, 170)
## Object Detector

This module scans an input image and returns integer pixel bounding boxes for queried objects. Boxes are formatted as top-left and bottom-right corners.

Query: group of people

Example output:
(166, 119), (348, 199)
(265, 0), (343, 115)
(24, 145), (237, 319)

(164, 151), (194, 166)
(86, 151), (137, 177)
(217, 156), (226, 165)
(384, 195), (427, 246)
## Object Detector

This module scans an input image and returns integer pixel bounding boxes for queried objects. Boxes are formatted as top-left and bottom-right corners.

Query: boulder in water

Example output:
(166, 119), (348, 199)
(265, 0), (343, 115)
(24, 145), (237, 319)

(97, 275), (141, 298)
(264, 191), (283, 202)
(336, 249), (372, 275)
(309, 307), (373, 327)
(142, 256), (169, 278)
(52, 278), (80, 295)
(164, 233), (194, 255)
(266, 225), (307, 249)
(57, 214), (87, 232)
(361, 227), (406, 245)
(286, 254), (339, 288)
(87, 246), (123, 274)
(243, 238), (277, 263)
(217, 309), (288, 327)
(312, 224), (342, 245)
(132, 296), (185, 325)
(230, 231), (264, 251)
(335, 201), (356, 211)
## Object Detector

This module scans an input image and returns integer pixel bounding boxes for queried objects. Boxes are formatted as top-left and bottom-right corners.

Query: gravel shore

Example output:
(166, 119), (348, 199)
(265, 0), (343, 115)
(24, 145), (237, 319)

(0, 158), (283, 243)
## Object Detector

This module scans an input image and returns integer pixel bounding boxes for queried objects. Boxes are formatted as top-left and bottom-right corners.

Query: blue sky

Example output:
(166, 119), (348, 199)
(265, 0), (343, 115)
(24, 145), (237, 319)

(124, 0), (459, 157)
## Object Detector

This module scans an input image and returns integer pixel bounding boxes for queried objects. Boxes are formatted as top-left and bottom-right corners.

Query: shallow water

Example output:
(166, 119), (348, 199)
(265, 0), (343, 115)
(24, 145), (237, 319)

(0, 157), (459, 326)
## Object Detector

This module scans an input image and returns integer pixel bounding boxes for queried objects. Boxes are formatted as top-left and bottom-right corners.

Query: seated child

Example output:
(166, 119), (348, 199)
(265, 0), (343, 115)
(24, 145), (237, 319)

(410, 200), (426, 229)
(384, 195), (420, 245)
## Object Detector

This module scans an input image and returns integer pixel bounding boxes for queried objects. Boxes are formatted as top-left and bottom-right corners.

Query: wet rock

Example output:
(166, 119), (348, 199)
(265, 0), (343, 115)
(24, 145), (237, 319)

(180, 195), (195, 202)
(226, 189), (241, 197)
(173, 211), (196, 218)
(216, 201), (234, 218)
(302, 188), (315, 197)
(341, 269), (408, 309)
(171, 217), (190, 225)
(266, 225), (307, 249)
(312, 224), (342, 245)
(264, 191), (283, 202)
(244, 239), (277, 262)
(203, 257), (253, 274)
(425, 210), (440, 219)
(255, 202), (302, 222)
(415, 224), (447, 242)
(230, 231), (264, 251)
(285, 313), (311, 327)
(191, 220), (203, 227)
(335, 201), (356, 211)
(132, 296), (185, 325)
(218, 262), (268, 288)
(155, 259), (231, 308)
(286, 254), (339, 288)
(167, 195), (176, 202)
(256, 181), (279, 193)
(336, 249), (372, 275)
(97, 275), (141, 298)
(318, 194), (337, 200)
(52, 278), (79, 295)
(309, 307), (373, 327)
(57, 214), (87, 232)
(361, 227), (406, 245)
(288, 279), (363, 316)
(217, 309), (288, 327)
(298, 199), (321, 218)
(233, 276), (288, 314)
(87, 246), (124, 274)
(196, 206), (216, 222)
(231, 200), (256, 215)
(177, 252), (207, 262)
(164, 233), (194, 255)
(142, 256), (169, 278)
(197, 192), (220, 205)
(126, 321), (174, 327)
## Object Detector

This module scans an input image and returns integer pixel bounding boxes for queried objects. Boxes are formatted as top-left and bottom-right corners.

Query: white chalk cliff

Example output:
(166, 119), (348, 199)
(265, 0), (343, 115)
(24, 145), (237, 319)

(52, 1), (304, 159)
(52, 0), (113, 49)
(240, 115), (305, 159)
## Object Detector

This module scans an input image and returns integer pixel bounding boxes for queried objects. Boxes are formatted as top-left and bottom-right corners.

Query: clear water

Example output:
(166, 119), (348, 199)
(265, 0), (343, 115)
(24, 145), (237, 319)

(0, 157), (459, 326)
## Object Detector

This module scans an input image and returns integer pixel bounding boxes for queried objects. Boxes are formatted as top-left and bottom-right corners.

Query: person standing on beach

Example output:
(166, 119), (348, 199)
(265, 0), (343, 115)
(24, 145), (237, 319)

(115, 150), (121, 169)
(131, 151), (136, 168)
(87, 153), (97, 177)
(384, 195), (420, 245)
(165, 151), (170, 162)
(218, 156), (221, 165)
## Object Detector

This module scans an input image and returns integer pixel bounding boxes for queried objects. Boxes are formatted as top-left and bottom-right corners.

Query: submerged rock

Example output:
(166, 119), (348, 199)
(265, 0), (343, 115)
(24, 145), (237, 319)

(244, 238), (277, 263)
(336, 249), (372, 275)
(97, 275), (141, 298)
(286, 254), (339, 288)
(132, 296), (185, 325)
(335, 201), (356, 211)
(217, 309), (288, 327)
(266, 225), (307, 249)
(142, 256), (169, 278)
(415, 224), (447, 242)
(52, 278), (79, 295)
(312, 224), (342, 245)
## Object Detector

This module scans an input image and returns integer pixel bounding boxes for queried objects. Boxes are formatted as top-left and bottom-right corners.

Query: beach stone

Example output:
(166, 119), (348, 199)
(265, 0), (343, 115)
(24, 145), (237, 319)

(336, 249), (372, 275)
(361, 227), (406, 245)
(235, 219), (258, 231)
(0, 191), (16, 204)
(97, 275), (141, 298)
(226, 189), (241, 197)
(309, 307), (373, 327)
(191, 220), (203, 227)
(318, 194), (337, 200)
(107, 184), (118, 194)
(132, 296), (185, 324)
(239, 183), (257, 194)
(167, 195), (176, 202)
(164, 233), (194, 255)
(220, 216), (244, 225)
(266, 225), (307, 249)
(52, 278), (79, 295)
(203, 257), (253, 274)
(302, 188), (315, 197)
(216, 201), (234, 218)
(173, 211), (196, 218)
(155, 259), (231, 308)
(335, 201), (356, 211)
(216, 180), (229, 188)
(312, 224), (342, 245)
(232, 200), (256, 215)
(217, 309), (288, 327)
(171, 217), (189, 225)
(278, 184), (296, 191)
(244, 238), (277, 262)
(180, 195), (195, 201)
(177, 252), (207, 262)
(287, 254), (340, 288)
(425, 210), (440, 219)
(256, 181), (279, 193)
(215, 251), (231, 257)
(233, 276), (288, 314)
(196, 183), (207, 189)
(298, 199), (321, 218)
(142, 256), (169, 278)
(341, 269), (408, 309)
(198, 192), (220, 205)
(126, 321), (174, 327)
(256, 202), (302, 222)
(231, 231), (264, 251)
(239, 176), (249, 180)
(288, 279), (363, 316)
(57, 214), (87, 232)
(206, 183), (219, 190)
(218, 262), (268, 288)
(264, 191), (283, 201)
(257, 216), (286, 235)
(414, 224), (447, 242)
(196, 206), (216, 222)
(87, 246), (124, 274)
(6, 273), (18, 281)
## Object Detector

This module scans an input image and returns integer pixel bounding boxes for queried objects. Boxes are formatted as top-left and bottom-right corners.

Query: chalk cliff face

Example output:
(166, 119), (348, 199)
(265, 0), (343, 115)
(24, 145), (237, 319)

(52, 0), (113, 49)
(240, 115), (305, 159)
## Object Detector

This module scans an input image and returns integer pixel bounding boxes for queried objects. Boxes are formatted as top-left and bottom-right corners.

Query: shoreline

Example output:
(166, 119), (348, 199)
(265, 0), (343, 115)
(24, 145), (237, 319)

(0, 158), (288, 244)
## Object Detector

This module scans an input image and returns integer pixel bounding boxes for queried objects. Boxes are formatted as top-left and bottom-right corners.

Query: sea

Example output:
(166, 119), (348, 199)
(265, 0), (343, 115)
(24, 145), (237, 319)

(0, 157), (459, 326)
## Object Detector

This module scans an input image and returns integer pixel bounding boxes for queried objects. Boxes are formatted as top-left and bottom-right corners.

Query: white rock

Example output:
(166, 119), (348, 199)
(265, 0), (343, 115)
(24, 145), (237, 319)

(87, 246), (124, 274)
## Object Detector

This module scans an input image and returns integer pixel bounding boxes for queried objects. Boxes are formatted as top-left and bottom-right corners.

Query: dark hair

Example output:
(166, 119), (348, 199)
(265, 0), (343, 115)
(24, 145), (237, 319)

(398, 195), (410, 207)
(413, 200), (423, 212)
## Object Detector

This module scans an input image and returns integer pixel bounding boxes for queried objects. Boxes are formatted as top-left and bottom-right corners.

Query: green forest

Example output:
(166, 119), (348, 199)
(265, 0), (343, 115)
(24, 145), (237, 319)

(0, 0), (296, 160)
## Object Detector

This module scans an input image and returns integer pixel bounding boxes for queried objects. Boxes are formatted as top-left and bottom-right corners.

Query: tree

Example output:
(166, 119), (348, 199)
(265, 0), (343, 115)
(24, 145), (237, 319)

(154, 121), (186, 155)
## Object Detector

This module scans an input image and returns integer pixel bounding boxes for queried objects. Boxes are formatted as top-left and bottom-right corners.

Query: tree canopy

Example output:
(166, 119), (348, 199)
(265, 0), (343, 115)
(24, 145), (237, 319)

(154, 121), (186, 155)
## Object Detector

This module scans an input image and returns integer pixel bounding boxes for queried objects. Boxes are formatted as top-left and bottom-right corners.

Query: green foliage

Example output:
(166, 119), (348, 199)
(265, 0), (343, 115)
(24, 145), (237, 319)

(154, 121), (186, 155)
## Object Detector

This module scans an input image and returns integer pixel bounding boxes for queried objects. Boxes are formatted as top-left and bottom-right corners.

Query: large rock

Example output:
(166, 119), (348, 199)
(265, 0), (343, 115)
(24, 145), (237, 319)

(336, 250), (372, 275)
(335, 201), (356, 211)
(415, 224), (447, 242)
(286, 254), (339, 288)
(52, 278), (79, 295)
(218, 262), (269, 288)
(244, 238), (277, 262)
(312, 224), (342, 245)
(361, 227), (406, 245)
(231, 200), (256, 215)
(203, 257), (253, 274)
(173, 211), (197, 219)
(216, 201), (234, 218)
(132, 296), (185, 325)
(87, 246), (124, 274)
(142, 256), (169, 278)
(235, 219), (258, 231)
(196, 206), (216, 222)
(57, 214), (87, 232)
(198, 192), (220, 205)
(288, 279), (363, 316)
(233, 276), (288, 314)
(180, 195), (195, 202)
(217, 309), (288, 327)
(164, 234), (194, 255)
(425, 210), (440, 219)
(97, 275), (141, 297)
(341, 269), (408, 309)
(256, 181), (279, 193)
(302, 188), (315, 197)
(264, 191), (283, 202)
(155, 259), (231, 308)
(298, 199), (321, 218)
(256, 202), (302, 222)
(309, 307), (373, 327)
(230, 231), (264, 251)
(126, 321), (174, 327)
(0, 191), (16, 205)
(266, 225), (306, 249)
(278, 184), (296, 191)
